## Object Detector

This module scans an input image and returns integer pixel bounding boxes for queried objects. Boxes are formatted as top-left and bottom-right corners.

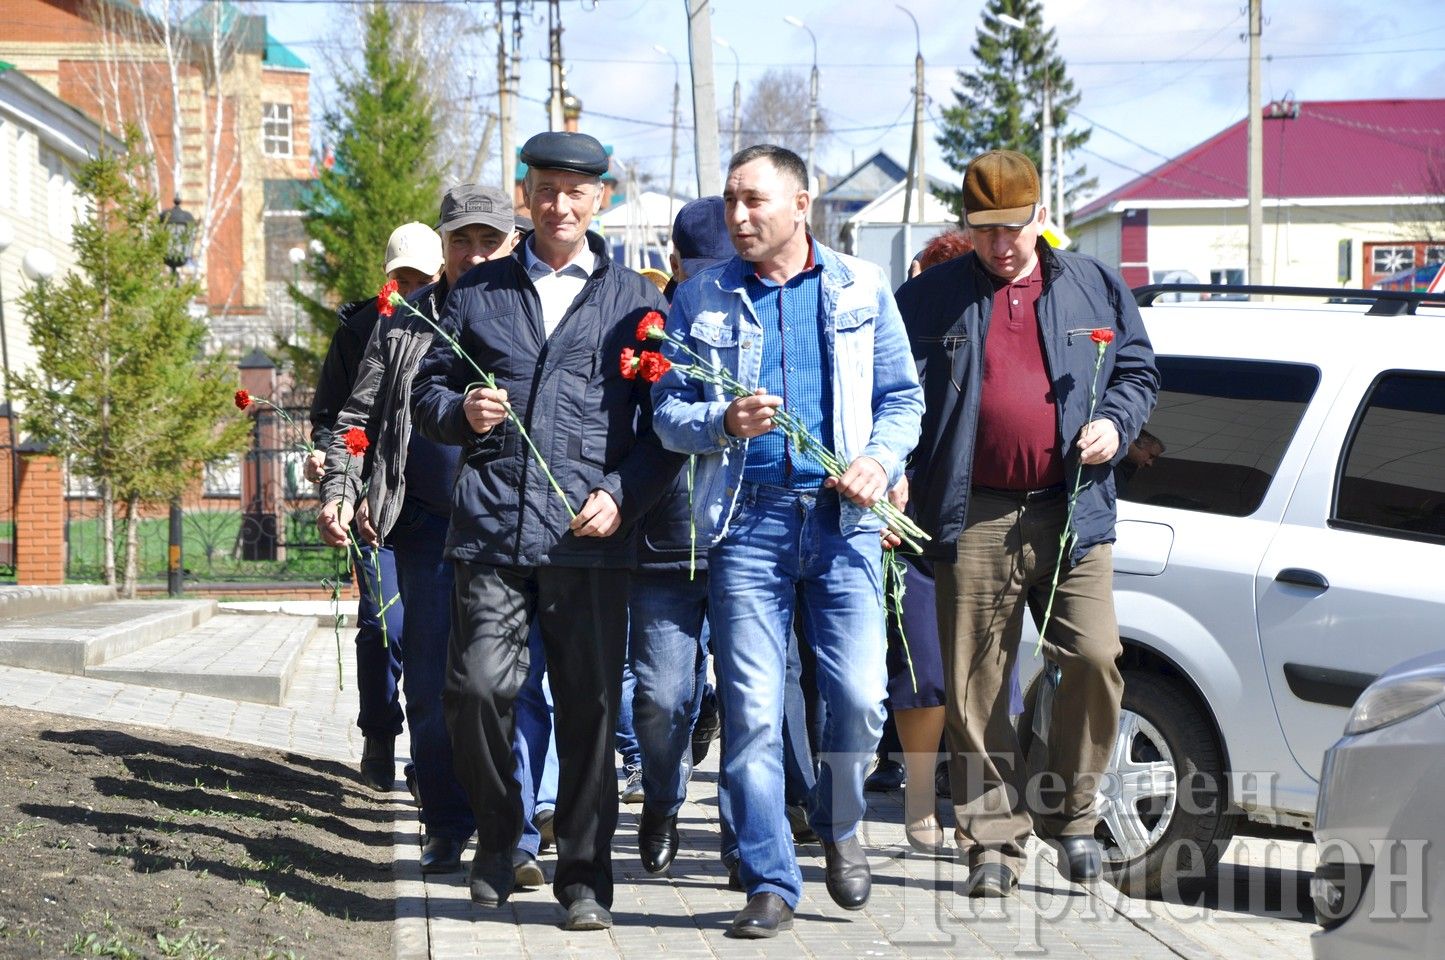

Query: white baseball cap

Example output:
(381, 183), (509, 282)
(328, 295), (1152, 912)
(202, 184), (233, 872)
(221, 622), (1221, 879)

(384, 222), (443, 277)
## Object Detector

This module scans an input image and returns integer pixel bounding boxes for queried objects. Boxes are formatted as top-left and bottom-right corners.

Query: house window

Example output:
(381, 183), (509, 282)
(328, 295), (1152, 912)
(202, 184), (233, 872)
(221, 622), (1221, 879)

(1425, 246), (1445, 267)
(1371, 245), (1414, 276)
(1209, 267), (1246, 300)
(262, 103), (293, 158)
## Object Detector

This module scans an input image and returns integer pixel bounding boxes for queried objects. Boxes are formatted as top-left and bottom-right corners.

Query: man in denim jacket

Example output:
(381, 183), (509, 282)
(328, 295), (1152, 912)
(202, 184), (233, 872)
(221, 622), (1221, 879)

(651, 144), (923, 938)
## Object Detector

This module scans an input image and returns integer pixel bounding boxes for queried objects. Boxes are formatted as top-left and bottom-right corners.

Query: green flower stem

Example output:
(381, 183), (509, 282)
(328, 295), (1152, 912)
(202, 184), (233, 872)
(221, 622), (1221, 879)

(246, 396), (316, 457)
(884, 547), (918, 693)
(1035, 341), (1109, 656)
(668, 352), (930, 551)
(393, 295), (576, 520)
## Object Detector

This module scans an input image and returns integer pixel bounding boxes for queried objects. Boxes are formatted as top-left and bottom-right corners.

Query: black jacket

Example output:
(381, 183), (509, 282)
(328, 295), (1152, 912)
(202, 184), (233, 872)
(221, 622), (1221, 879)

(896, 241), (1159, 561)
(309, 299), (379, 449)
(411, 233), (685, 567)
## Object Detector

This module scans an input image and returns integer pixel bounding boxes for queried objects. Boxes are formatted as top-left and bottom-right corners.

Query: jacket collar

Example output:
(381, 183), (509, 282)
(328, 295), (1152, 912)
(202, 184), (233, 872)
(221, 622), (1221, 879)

(713, 237), (852, 295)
(510, 228), (611, 278)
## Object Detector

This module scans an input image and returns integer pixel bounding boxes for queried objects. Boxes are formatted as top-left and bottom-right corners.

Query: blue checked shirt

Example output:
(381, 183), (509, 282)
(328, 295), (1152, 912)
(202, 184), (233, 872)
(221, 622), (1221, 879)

(742, 240), (833, 487)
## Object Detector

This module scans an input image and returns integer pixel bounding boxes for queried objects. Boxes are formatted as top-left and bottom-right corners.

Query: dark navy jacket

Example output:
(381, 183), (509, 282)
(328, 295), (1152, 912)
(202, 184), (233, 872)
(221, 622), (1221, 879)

(895, 241), (1159, 562)
(411, 232), (684, 568)
(309, 299), (376, 450)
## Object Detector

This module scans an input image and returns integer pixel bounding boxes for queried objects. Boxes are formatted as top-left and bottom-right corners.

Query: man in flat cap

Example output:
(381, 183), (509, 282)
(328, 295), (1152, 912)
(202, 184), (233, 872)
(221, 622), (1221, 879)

(412, 131), (682, 930)
(894, 149), (1159, 897)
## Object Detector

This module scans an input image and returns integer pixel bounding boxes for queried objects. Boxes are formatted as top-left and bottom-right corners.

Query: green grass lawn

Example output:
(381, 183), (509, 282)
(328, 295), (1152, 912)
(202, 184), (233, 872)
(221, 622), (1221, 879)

(65, 509), (348, 583)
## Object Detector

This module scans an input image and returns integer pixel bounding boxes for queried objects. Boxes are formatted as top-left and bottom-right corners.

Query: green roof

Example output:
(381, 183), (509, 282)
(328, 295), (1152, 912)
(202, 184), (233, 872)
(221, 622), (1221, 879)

(0, 61), (14, 74)
(265, 33), (307, 70)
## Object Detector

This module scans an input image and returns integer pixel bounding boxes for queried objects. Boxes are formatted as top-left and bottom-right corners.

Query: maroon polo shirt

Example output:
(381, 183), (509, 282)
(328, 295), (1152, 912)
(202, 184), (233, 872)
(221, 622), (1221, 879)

(970, 260), (1064, 490)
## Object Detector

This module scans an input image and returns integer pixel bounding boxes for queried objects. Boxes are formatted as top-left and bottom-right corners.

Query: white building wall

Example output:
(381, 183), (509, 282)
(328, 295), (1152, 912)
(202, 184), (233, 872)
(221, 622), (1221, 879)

(0, 112), (86, 385)
(1074, 203), (1439, 289)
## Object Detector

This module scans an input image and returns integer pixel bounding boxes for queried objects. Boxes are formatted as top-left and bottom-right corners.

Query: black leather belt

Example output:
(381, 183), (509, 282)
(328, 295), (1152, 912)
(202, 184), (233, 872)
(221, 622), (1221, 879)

(972, 484), (1066, 502)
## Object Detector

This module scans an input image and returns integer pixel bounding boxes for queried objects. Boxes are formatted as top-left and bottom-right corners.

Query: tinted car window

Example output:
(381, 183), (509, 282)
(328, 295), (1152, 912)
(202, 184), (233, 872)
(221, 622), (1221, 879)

(1116, 358), (1320, 516)
(1334, 372), (1445, 543)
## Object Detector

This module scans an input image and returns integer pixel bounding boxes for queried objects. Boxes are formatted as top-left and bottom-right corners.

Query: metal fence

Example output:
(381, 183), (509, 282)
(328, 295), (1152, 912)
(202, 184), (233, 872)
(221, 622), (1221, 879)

(63, 401), (348, 586)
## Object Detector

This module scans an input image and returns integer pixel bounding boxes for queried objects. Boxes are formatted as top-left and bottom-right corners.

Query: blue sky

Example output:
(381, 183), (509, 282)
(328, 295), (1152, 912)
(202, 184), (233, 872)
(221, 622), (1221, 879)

(259, 0), (1445, 207)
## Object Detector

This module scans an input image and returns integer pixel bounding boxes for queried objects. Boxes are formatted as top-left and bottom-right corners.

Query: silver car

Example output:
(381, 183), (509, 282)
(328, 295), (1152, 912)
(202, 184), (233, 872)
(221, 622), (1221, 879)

(1311, 650), (1445, 958)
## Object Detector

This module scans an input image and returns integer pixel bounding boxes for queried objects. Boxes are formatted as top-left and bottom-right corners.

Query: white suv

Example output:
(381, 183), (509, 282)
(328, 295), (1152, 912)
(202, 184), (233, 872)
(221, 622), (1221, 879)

(1018, 285), (1445, 897)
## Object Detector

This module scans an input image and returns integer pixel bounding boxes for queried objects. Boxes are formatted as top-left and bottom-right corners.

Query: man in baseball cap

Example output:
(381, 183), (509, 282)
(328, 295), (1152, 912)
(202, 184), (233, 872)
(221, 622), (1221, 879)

(664, 195), (731, 300)
(384, 222), (444, 297)
(436, 183), (518, 286)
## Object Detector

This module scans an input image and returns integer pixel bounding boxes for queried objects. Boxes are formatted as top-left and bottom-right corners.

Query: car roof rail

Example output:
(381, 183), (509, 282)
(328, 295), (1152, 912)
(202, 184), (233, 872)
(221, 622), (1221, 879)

(1133, 283), (1445, 316)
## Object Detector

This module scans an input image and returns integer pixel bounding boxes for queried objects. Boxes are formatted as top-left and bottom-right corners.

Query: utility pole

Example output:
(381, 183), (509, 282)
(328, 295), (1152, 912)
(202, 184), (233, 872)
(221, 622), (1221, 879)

(547, 0), (564, 132)
(785, 16), (819, 191)
(495, 0), (513, 192)
(1041, 74), (1052, 220)
(655, 45), (681, 240)
(685, 0), (721, 196)
(897, 5), (924, 224)
(1054, 133), (1064, 222)
(1247, 0), (1264, 284)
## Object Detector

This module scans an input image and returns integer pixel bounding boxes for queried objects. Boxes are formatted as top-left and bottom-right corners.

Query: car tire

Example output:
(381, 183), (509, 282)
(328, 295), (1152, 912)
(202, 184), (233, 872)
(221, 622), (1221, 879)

(1020, 668), (1237, 898)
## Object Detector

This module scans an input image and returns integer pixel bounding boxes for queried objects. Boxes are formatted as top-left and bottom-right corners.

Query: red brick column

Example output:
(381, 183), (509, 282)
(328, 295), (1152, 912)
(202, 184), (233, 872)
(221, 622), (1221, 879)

(16, 441), (64, 585)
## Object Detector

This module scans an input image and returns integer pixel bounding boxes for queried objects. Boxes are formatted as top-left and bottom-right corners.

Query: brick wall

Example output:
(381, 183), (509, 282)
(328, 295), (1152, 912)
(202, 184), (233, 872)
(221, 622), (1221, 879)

(16, 443), (63, 584)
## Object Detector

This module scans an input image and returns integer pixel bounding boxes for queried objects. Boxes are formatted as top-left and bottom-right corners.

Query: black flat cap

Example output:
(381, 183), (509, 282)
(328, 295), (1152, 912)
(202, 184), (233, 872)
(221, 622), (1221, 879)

(520, 131), (609, 177)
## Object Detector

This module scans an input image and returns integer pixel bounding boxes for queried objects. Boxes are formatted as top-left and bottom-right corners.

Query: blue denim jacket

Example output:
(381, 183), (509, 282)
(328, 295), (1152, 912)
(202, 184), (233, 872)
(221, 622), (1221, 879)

(651, 242), (924, 547)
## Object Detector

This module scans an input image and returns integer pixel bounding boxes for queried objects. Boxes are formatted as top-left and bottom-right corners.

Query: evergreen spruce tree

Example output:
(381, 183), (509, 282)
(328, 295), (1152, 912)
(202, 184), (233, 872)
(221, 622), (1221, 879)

(285, 3), (443, 381)
(935, 0), (1095, 219)
(13, 136), (249, 595)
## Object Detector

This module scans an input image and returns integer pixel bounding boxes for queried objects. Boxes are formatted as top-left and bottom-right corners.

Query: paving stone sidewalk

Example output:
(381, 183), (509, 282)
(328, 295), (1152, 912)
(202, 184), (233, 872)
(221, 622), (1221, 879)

(0, 614), (1319, 960)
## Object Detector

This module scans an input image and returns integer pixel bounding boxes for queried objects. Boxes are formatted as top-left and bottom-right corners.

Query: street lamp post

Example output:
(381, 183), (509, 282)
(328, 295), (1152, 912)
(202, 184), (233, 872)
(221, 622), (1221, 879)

(996, 12), (1055, 220)
(896, 5), (926, 225)
(783, 15), (819, 190)
(158, 196), (197, 596)
(287, 245), (306, 346)
(654, 44), (681, 243)
(715, 36), (743, 158)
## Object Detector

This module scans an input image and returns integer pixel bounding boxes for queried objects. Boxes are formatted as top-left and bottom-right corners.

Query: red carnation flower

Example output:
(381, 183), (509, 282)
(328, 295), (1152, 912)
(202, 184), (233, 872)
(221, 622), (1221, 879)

(636, 311), (665, 342)
(377, 279), (399, 318)
(1090, 328), (1115, 345)
(620, 347), (639, 380)
(343, 427), (370, 457)
(638, 350), (672, 383)
(234, 389), (252, 410)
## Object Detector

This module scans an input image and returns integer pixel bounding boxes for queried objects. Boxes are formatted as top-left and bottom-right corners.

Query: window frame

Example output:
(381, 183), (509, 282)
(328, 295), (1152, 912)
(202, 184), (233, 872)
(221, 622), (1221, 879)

(262, 102), (293, 158)
(1329, 369), (1445, 548)
(1116, 355), (1322, 518)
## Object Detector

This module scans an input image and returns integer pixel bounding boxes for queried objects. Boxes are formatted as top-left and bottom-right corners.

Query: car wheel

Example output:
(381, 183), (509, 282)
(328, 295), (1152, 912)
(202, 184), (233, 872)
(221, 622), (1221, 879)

(1021, 668), (1237, 898)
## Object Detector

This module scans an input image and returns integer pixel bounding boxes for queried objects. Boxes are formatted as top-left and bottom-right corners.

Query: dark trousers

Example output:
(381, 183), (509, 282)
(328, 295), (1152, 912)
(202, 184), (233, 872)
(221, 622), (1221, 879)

(445, 560), (629, 908)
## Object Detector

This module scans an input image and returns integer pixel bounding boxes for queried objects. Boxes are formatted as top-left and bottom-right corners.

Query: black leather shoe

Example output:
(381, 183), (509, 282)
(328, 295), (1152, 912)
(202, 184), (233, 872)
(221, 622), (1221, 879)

(964, 862), (1018, 898)
(821, 834), (871, 910)
(864, 758), (906, 792)
(535, 807), (555, 852)
(359, 734), (394, 791)
(562, 898), (612, 931)
(468, 850), (513, 907)
(512, 848), (545, 888)
(727, 893), (793, 939)
(419, 835), (465, 874)
(786, 804), (819, 845)
(691, 689), (721, 765)
(1056, 836), (1103, 882)
(638, 805), (680, 875)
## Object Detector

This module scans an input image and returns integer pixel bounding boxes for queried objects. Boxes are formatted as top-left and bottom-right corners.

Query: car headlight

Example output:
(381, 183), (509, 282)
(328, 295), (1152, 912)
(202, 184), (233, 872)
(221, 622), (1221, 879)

(1344, 674), (1445, 736)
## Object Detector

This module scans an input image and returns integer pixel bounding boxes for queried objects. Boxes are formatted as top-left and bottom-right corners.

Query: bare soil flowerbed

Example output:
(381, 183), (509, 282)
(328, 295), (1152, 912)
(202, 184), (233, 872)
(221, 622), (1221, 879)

(0, 705), (395, 959)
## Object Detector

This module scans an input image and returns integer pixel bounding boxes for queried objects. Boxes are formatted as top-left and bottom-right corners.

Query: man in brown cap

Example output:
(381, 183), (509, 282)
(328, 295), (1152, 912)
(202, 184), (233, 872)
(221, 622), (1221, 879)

(894, 149), (1159, 896)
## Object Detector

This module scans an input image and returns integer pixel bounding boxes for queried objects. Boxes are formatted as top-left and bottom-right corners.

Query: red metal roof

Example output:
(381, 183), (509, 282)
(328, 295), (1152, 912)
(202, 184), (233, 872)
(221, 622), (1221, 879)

(1074, 98), (1445, 222)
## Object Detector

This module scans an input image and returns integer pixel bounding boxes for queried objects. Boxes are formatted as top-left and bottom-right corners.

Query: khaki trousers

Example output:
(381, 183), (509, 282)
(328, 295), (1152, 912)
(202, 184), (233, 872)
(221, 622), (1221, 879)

(934, 489), (1124, 873)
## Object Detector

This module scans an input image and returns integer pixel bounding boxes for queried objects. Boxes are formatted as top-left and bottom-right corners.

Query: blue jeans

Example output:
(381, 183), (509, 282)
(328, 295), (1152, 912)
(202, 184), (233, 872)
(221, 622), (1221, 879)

(709, 484), (887, 908)
(354, 541), (404, 737)
(718, 626), (815, 865)
(513, 620), (552, 856)
(388, 502), (474, 841)
(616, 655), (641, 771)
(628, 571), (709, 815)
